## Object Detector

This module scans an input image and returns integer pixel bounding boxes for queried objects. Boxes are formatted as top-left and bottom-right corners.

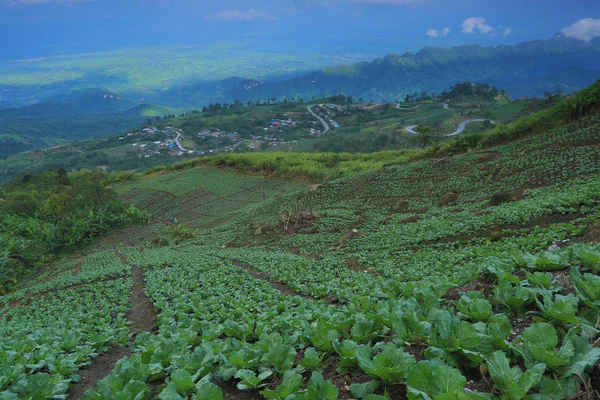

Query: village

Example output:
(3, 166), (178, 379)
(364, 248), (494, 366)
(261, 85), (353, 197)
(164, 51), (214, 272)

(116, 106), (342, 160)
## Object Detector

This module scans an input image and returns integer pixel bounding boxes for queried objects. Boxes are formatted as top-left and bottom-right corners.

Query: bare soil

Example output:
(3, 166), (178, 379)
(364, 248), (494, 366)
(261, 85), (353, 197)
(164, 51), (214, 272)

(443, 277), (495, 301)
(346, 258), (383, 277)
(509, 317), (534, 341)
(582, 221), (600, 243)
(323, 358), (372, 400)
(68, 345), (131, 399)
(127, 265), (158, 336)
(111, 248), (158, 336)
(220, 379), (262, 400)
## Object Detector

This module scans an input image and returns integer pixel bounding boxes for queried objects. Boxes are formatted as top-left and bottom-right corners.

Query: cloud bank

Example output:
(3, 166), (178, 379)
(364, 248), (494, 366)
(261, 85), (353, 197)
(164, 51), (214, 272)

(562, 18), (600, 42)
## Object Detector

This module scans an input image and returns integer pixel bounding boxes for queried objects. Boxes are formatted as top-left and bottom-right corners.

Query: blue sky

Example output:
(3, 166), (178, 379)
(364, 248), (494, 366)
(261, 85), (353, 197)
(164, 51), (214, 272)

(1, 0), (599, 59)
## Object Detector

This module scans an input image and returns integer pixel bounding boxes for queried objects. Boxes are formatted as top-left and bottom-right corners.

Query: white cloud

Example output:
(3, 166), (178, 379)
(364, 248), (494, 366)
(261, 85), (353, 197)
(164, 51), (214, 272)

(205, 9), (277, 21)
(462, 17), (493, 34)
(503, 28), (512, 36)
(562, 18), (600, 42)
(426, 27), (450, 37)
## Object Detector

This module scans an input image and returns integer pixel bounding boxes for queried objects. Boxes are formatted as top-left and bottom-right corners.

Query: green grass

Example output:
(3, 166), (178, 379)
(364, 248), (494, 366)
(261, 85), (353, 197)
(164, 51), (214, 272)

(144, 150), (423, 183)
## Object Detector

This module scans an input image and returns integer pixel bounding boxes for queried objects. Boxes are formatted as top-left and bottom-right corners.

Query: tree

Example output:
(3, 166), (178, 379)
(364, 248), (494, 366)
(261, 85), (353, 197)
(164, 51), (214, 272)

(414, 126), (435, 148)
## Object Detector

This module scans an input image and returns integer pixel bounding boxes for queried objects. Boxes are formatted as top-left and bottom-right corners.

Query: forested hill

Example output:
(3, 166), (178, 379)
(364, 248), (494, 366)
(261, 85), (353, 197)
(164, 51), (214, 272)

(226, 36), (600, 102)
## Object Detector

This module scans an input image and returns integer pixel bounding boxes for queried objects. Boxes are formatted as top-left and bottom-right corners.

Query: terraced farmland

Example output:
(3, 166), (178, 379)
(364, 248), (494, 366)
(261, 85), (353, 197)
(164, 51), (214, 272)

(2, 115), (600, 399)
(115, 167), (306, 229)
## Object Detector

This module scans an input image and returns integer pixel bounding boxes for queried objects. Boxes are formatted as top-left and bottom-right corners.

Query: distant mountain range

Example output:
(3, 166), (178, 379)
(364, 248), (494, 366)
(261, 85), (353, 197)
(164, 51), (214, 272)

(0, 91), (174, 155)
(215, 36), (600, 104)
(2, 35), (600, 155)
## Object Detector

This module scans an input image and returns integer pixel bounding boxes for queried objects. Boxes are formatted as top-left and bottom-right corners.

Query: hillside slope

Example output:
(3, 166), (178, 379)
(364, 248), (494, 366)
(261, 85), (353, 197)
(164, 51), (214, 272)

(1, 103), (600, 398)
(227, 37), (600, 102)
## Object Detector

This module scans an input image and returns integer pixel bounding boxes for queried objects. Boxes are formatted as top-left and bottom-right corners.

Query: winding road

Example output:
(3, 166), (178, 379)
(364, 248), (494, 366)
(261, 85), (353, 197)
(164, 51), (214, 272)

(174, 132), (188, 151)
(395, 103), (422, 110)
(308, 104), (330, 134)
(405, 119), (494, 136)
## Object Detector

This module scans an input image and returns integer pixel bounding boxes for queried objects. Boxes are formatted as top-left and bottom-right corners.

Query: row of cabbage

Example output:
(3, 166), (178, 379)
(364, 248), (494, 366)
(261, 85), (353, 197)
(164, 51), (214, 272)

(0, 278), (132, 398)
(83, 246), (600, 399)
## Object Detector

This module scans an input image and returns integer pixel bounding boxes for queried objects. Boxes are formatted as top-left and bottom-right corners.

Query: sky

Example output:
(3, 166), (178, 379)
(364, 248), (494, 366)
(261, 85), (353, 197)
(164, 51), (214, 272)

(1, 0), (600, 60)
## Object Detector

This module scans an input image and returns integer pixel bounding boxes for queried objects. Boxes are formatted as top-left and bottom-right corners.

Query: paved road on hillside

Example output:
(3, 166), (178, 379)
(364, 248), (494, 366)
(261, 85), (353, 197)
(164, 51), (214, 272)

(405, 119), (494, 136)
(308, 105), (330, 134)
(395, 103), (422, 110)
(174, 132), (188, 151)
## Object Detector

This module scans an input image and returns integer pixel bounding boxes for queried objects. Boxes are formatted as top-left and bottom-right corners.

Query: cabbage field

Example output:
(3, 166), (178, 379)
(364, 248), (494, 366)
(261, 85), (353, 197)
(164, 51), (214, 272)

(1, 116), (600, 399)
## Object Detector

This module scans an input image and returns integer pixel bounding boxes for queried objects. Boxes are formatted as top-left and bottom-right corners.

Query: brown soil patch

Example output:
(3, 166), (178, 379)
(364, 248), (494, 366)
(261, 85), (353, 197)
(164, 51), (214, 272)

(438, 192), (458, 206)
(68, 345), (132, 400)
(323, 359), (372, 400)
(112, 248), (157, 336)
(476, 152), (501, 163)
(509, 317), (534, 341)
(404, 343), (427, 362)
(374, 384), (407, 399)
(346, 258), (383, 276)
(127, 265), (158, 336)
(220, 379), (262, 400)
(582, 221), (600, 243)
(464, 367), (494, 395)
(443, 278), (495, 301)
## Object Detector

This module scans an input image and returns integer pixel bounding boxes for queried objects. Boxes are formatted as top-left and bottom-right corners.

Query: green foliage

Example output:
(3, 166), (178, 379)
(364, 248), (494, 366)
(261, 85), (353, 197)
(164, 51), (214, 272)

(406, 360), (467, 400)
(144, 150), (422, 183)
(456, 292), (493, 321)
(0, 169), (144, 293)
(356, 343), (416, 384)
(569, 267), (600, 308)
(487, 350), (545, 400)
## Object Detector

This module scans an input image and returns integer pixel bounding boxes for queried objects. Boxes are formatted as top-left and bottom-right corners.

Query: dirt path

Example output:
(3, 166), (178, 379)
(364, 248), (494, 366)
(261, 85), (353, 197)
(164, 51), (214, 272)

(68, 346), (132, 400)
(112, 248), (158, 336)
(68, 248), (157, 398)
